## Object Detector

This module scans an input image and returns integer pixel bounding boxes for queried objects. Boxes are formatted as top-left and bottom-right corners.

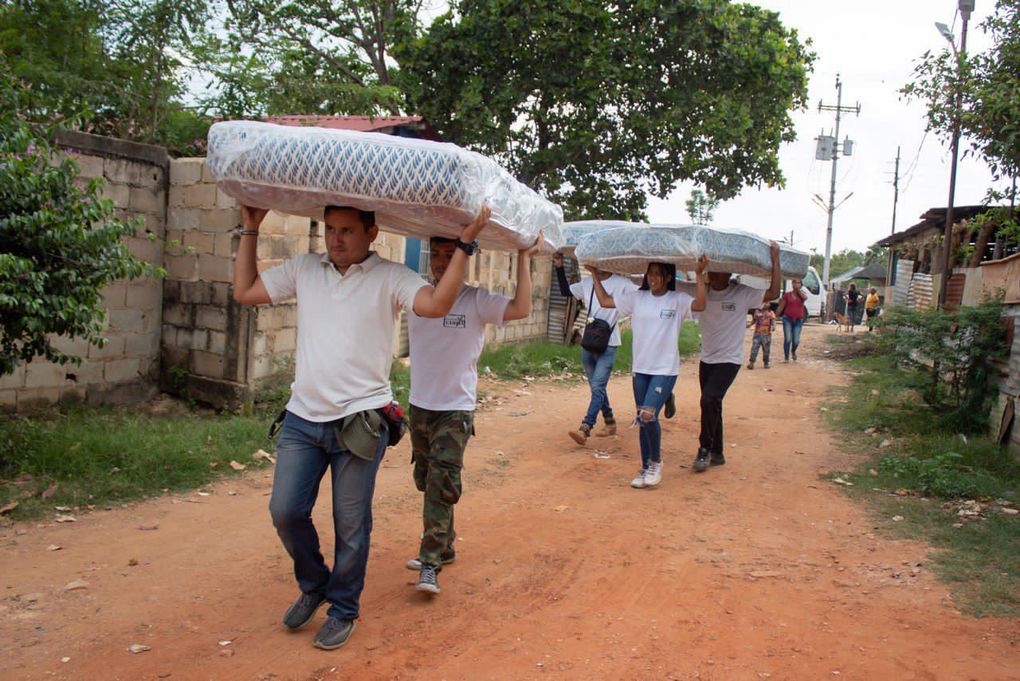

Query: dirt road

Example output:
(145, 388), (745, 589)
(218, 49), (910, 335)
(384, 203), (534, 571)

(3, 325), (1019, 680)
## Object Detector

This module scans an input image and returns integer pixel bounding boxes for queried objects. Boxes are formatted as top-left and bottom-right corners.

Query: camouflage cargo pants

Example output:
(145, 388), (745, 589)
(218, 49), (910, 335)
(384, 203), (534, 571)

(409, 405), (474, 570)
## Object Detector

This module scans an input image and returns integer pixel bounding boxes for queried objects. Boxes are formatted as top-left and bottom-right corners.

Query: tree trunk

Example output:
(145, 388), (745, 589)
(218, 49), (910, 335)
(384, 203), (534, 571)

(969, 218), (996, 267)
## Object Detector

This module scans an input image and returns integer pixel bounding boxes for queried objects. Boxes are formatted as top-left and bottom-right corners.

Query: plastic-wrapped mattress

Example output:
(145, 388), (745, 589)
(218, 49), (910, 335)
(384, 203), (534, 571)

(206, 121), (564, 252)
(561, 220), (667, 254)
(575, 225), (809, 278)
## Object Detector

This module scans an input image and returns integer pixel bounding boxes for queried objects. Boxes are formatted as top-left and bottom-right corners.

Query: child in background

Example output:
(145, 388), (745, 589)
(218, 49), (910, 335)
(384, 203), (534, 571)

(747, 304), (775, 370)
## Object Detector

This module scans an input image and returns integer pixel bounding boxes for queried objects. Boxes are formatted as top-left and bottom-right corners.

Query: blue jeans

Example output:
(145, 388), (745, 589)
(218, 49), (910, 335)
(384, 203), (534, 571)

(269, 410), (388, 621)
(581, 346), (618, 427)
(631, 373), (678, 468)
(782, 317), (804, 360)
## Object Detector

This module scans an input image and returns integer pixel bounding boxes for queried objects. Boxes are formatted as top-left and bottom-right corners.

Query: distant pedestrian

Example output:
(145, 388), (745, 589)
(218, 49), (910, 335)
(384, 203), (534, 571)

(777, 278), (808, 362)
(747, 304), (775, 369)
(865, 287), (881, 331)
(845, 283), (861, 333)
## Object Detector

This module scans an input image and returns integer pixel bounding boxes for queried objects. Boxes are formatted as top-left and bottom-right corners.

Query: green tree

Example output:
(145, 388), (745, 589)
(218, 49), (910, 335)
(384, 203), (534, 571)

(0, 70), (160, 376)
(400, 0), (813, 219)
(685, 188), (720, 224)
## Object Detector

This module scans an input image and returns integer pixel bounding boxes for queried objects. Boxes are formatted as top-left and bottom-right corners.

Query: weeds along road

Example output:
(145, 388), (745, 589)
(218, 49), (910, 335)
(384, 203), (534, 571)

(2, 325), (1019, 680)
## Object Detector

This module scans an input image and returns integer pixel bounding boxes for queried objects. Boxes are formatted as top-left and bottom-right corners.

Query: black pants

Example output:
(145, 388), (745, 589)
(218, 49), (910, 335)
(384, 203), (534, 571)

(699, 361), (741, 455)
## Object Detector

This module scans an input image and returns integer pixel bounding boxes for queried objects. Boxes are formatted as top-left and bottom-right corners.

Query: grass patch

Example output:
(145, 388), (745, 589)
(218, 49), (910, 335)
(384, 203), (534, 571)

(826, 351), (1020, 616)
(477, 323), (701, 380)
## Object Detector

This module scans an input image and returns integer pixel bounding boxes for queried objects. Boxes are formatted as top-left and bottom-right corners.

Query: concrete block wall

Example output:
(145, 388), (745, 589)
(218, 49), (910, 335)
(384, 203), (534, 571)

(464, 250), (552, 346)
(0, 132), (167, 411)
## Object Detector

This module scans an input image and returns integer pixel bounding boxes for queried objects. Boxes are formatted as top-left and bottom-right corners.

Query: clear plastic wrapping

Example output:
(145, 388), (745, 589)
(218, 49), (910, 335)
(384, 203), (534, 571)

(575, 224), (810, 278)
(561, 220), (666, 253)
(206, 121), (564, 252)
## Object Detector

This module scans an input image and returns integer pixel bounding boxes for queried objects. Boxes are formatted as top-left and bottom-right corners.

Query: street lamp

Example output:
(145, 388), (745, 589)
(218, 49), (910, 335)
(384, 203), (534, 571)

(936, 1), (973, 308)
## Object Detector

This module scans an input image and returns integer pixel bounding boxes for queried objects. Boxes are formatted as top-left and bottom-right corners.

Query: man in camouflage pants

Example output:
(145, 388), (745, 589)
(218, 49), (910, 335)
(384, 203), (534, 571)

(405, 231), (542, 594)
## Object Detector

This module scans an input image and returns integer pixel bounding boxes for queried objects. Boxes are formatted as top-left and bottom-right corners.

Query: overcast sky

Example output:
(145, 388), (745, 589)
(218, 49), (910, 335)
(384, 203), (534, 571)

(646, 0), (1007, 257)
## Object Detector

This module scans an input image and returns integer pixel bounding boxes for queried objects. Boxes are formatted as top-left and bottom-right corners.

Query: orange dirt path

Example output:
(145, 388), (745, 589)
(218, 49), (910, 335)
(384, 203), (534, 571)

(2, 325), (1018, 680)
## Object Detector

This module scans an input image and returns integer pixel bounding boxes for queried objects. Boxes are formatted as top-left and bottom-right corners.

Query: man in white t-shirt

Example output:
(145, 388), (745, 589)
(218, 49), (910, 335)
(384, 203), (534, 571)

(688, 244), (782, 472)
(404, 233), (542, 595)
(553, 253), (638, 444)
(232, 203), (488, 650)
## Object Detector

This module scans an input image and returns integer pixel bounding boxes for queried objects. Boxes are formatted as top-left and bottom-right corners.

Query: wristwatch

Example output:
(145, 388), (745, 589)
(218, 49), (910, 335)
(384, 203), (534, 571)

(455, 238), (479, 256)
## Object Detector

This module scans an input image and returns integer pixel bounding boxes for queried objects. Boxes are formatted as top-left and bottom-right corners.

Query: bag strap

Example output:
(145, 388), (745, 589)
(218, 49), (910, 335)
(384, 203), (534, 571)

(584, 281), (595, 326)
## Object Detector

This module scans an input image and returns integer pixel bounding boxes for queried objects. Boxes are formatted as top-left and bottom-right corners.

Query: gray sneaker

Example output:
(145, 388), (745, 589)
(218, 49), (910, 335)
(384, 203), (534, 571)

(416, 565), (441, 594)
(405, 553), (456, 571)
(313, 616), (356, 650)
(282, 591), (326, 630)
(693, 448), (711, 473)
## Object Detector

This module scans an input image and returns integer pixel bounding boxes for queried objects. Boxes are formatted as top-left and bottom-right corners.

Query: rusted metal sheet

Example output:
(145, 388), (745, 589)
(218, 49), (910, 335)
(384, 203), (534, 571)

(893, 259), (914, 306)
(944, 273), (967, 312)
(980, 252), (1020, 304)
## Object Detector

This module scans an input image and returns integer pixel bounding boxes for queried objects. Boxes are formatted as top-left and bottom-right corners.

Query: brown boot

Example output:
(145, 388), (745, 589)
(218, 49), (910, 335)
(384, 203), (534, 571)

(569, 423), (591, 445)
(595, 417), (617, 437)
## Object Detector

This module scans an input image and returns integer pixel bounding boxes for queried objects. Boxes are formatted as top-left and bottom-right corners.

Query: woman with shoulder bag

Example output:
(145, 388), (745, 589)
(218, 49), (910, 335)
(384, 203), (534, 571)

(589, 260), (703, 489)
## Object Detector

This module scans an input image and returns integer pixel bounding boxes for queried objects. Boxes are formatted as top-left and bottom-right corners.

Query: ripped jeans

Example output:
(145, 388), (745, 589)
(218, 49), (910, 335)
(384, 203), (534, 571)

(631, 373), (678, 468)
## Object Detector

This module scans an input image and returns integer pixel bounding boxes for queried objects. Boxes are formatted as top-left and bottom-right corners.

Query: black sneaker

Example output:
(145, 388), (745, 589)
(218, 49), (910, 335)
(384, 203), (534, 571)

(313, 616), (356, 650)
(416, 565), (440, 594)
(282, 591), (326, 630)
(664, 393), (676, 419)
(710, 452), (726, 466)
(405, 552), (456, 571)
(693, 448), (710, 473)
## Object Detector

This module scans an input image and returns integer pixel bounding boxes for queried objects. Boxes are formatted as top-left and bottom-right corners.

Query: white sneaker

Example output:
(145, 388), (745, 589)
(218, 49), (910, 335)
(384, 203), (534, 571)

(631, 469), (648, 488)
(643, 461), (662, 487)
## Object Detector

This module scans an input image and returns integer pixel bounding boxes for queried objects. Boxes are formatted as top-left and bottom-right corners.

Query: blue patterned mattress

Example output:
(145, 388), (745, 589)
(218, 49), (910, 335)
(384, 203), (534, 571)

(561, 220), (670, 254)
(575, 225), (809, 278)
(206, 121), (564, 252)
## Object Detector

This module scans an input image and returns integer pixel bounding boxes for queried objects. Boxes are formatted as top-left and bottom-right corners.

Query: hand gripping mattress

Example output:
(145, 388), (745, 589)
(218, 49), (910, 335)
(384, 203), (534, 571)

(206, 121), (564, 252)
(575, 225), (809, 279)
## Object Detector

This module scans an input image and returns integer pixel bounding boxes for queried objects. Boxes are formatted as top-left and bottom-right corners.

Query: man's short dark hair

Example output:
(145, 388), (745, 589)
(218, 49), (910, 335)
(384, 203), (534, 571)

(430, 236), (458, 248)
(324, 205), (375, 231)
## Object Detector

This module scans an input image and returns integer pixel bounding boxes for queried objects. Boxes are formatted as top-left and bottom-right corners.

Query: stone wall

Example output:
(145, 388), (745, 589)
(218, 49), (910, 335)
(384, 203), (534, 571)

(0, 132), (167, 411)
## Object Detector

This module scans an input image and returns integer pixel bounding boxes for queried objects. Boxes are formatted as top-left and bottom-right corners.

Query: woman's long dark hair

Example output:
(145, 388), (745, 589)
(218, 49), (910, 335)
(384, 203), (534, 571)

(639, 262), (677, 291)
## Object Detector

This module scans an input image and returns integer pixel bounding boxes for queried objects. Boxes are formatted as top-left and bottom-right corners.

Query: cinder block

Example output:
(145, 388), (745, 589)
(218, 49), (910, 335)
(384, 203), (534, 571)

(170, 158), (203, 186)
(105, 158), (162, 188)
(25, 361), (68, 389)
(207, 330), (226, 354)
(141, 212), (165, 236)
(161, 344), (189, 371)
(101, 183), (131, 209)
(101, 281), (128, 309)
(168, 207), (199, 230)
(211, 283), (232, 307)
(196, 306), (228, 331)
(184, 184), (217, 208)
(199, 254), (233, 283)
(17, 387), (62, 411)
(191, 328), (209, 351)
(169, 185), (186, 208)
(58, 386), (87, 405)
(104, 358), (141, 383)
(73, 154), (104, 179)
(201, 161), (214, 183)
(87, 335), (126, 360)
(0, 389), (16, 412)
(0, 364), (25, 390)
(108, 308), (145, 333)
(165, 253), (199, 281)
(252, 355), (275, 380)
(213, 232), (235, 257)
(49, 335), (89, 358)
(129, 186), (164, 215)
(273, 327), (297, 353)
(125, 283), (162, 311)
(125, 331), (160, 358)
(162, 301), (192, 327)
(215, 188), (236, 209)
(67, 360), (104, 384)
(126, 236), (162, 264)
(254, 333), (268, 356)
(191, 350), (224, 379)
(184, 230), (215, 254)
(198, 209), (239, 232)
(180, 281), (212, 305)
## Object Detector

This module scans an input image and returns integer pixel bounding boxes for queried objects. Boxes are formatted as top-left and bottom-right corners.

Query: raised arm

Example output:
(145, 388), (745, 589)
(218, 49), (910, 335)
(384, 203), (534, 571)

(584, 266), (615, 308)
(692, 255), (709, 312)
(763, 240), (781, 303)
(412, 205), (490, 318)
(233, 205), (273, 305)
(552, 252), (573, 297)
(503, 232), (543, 321)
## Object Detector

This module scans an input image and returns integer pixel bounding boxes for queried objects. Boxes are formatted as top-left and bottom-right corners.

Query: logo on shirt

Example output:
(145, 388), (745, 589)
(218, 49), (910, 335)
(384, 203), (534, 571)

(660, 309), (676, 319)
(443, 314), (467, 329)
(721, 303), (736, 312)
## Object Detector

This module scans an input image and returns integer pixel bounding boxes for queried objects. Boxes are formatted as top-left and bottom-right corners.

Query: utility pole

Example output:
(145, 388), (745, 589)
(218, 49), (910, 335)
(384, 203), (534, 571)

(816, 74), (861, 288)
(937, 1), (974, 307)
(890, 146), (901, 235)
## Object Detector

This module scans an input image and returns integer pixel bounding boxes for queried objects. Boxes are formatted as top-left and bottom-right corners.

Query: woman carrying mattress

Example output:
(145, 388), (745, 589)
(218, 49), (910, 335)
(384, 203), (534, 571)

(587, 259), (708, 489)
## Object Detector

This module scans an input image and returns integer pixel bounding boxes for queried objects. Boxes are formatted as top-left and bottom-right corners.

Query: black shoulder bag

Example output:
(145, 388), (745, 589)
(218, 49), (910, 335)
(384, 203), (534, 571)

(580, 284), (614, 354)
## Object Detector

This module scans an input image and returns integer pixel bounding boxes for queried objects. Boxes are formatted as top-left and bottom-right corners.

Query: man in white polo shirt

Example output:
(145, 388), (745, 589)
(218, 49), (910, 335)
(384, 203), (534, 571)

(232, 203), (488, 650)
(689, 243), (781, 473)
(403, 233), (542, 595)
